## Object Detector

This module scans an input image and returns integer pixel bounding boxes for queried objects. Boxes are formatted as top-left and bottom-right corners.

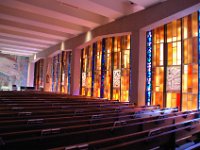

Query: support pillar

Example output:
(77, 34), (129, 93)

(71, 48), (81, 95)
(130, 30), (146, 106)
(27, 61), (35, 87)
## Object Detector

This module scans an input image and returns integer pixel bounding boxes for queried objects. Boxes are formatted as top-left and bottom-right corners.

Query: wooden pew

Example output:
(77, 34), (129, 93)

(0, 110), (195, 150)
(96, 119), (200, 150)
(184, 142), (200, 150)
(0, 107), (175, 134)
(50, 117), (200, 150)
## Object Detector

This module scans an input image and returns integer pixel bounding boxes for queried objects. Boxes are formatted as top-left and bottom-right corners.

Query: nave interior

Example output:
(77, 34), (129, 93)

(0, 91), (200, 150)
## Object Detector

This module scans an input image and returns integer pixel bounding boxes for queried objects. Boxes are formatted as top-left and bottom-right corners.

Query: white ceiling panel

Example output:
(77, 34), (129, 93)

(0, 0), (166, 56)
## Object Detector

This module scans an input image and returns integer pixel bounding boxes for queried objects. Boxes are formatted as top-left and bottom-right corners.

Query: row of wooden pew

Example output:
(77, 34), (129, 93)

(0, 91), (200, 150)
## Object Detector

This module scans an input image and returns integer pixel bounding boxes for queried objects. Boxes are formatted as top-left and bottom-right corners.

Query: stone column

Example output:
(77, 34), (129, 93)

(71, 48), (81, 95)
(129, 30), (146, 106)
(27, 61), (35, 87)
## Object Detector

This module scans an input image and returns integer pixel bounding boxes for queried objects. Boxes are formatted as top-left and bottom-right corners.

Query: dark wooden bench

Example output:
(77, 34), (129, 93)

(0, 107), (169, 135)
(50, 117), (200, 150)
(0, 111), (197, 150)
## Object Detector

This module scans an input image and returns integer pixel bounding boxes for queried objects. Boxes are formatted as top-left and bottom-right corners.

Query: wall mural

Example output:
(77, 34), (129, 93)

(82, 72), (86, 87)
(0, 53), (29, 91)
(113, 69), (121, 88)
(166, 66), (181, 91)
(44, 58), (52, 91)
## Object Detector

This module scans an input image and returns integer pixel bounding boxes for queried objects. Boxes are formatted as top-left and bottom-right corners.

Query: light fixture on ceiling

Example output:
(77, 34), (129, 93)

(129, 1), (134, 5)
(160, 0), (167, 2)
(56, 0), (79, 9)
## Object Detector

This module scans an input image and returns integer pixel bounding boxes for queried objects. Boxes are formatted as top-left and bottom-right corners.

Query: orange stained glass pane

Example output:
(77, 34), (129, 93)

(127, 35), (130, 49)
(192, 12), (198, 37)
(193, 37), (198, 63)
(117, 37), (121, 51)
(186, 15), (192, 38)
(184, 40), (188, 64)
(121, 70), (129, 100)
(182, 65), (188, 92)
(159, 43), (164, 66)
(153, 46), (157, 67)
(182, 94), (197, 111)
(192, 72), (198, 94)
(113, 53), (118, 67)
(187, 95), (193, 110)
(86, 89), (91, 96)
(172, 21), (177, 38)
(177, 21), (181, 40)
(183, 17), (188, 39)
(153, 92), (163, 108)
(93, 70), (101, 97)
(177, 42), (181, 65)
(106, 38), (112, 53)
(152, 66), (163, 92)
(172, 44), (177, 65)
(166, 92), (180, 108)
(188, 39), (192, 63)
(113, 89), (120, 100)
(160, 27), (164, 43)
(156, 44), (160, 66)
(113, 38), (117, 52)
(121, 36), (126, 50)
(122, 50), (130, 69)
(167, 23), (172, 42)
(182, 94), (188, 111)
(104, 71), (111, 99)
(152, 92), (156, 105)
(113, 52), (121, 69)
(153, 32), (157, 43)
(81, 88), (85, 95)
(106, 56), (111, 70)
(192, 96), (197, 110)
(171, 93), (178, 108)
(167, 43), (173, 65)
(187, 65), (192, 92)
(152, 69), (156, 91)
(166, 93), (172, 108)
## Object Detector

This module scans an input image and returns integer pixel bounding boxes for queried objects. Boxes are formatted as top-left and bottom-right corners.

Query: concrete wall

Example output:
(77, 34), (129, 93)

(32, 0), (200, 105)
(71, 48), (81, 95)
(27, 62), (35, 87)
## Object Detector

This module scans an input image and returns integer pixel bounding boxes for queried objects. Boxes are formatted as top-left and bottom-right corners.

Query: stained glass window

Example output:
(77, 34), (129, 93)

(147, 11), (199, 111)
(51, 51), (72, 94)
(146, 31), (153, 106)
(34, 59), (44, 90)
(80, 35), (130, 102)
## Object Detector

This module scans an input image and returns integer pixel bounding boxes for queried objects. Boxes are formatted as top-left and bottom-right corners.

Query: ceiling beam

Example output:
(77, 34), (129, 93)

(0, 47), (37, 54)
(0, 32), (59, 45)
(0, 25), (67, 40)
(56, 0), (122, 19)
(0, 50), (32, 56)
(0, 35), (52, 46)
(0, 18), (75, 38)
(0, 5), (89, 34)
(0, 43), (43, 51)
(0, 38), (49, 49)
(129, 0), (165, 8)
(16, 0), (109, 26)
(0, 28), (63, 42)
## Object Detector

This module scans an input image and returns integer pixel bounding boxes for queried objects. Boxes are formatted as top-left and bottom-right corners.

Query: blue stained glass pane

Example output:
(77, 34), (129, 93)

(100, 38), (106, 98)
(146, 31), (152, 106)
(198, 10), (200, 110)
